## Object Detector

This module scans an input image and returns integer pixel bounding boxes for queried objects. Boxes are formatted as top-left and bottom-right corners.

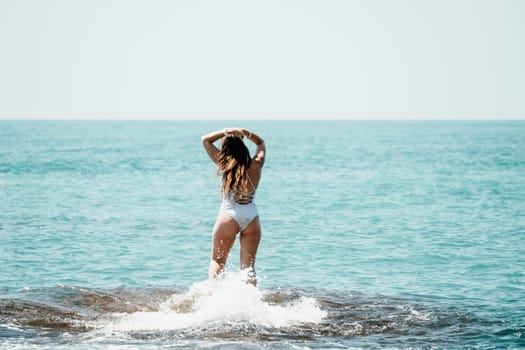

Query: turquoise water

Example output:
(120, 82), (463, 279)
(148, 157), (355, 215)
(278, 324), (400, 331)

(1, 120), (524, 349)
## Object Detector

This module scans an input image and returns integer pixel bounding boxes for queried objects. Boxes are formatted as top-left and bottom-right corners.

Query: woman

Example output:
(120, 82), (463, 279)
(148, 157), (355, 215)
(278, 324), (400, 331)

(201, 127), (266, 286)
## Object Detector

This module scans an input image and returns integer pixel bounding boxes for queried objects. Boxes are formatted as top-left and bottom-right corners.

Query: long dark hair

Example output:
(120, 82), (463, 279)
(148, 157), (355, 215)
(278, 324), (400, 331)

(217, 136), (251, 197)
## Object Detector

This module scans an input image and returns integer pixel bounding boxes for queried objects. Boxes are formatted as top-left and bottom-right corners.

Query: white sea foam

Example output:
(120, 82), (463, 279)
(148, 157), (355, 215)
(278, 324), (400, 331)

(100, 271), (327, 332)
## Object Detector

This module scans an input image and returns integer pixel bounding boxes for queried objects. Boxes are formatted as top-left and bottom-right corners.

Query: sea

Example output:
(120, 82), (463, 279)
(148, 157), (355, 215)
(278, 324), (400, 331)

(0, 120), (524, 349)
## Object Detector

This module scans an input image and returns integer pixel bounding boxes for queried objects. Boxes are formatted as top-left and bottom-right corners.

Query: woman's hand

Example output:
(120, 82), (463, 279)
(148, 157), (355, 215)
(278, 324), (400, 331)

(225, 128), (245, 139)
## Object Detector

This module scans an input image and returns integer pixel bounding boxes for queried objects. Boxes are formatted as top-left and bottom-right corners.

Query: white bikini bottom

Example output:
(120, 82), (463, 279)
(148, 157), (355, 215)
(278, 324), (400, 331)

(219, 199), (258, 232)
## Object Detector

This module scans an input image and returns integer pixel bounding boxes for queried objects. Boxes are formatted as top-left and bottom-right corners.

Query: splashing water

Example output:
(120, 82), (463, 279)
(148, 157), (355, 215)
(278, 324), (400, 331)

(1, 282), (521, 348)
(99, 271), (327, 332)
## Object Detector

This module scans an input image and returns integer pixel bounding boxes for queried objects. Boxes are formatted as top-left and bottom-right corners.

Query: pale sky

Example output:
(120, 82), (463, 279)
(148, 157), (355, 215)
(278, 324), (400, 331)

(0, 0), (524, 120)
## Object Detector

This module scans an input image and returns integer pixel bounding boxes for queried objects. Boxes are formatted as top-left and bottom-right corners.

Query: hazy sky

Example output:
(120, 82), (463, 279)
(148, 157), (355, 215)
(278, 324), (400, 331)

(1, 0), (523, 119)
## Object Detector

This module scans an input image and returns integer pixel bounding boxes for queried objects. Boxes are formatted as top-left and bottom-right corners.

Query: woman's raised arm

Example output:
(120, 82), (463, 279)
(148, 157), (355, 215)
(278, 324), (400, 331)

(201, 129), (223, 163)
(241, 129), (265, 166)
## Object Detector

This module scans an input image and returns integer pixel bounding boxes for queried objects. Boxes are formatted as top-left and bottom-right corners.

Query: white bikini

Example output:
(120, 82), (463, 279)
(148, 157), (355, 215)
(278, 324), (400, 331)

(219, 176), (258, 231)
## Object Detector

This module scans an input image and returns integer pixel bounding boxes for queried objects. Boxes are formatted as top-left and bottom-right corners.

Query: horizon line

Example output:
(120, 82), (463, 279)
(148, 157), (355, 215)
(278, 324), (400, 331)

(1, 117), (524, 122)
(1, 115), (525, 121)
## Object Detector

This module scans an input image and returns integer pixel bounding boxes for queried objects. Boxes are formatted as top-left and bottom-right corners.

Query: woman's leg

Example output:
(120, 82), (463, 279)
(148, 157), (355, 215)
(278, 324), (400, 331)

(239, 216), (261, 286)
(208, 214), (240, 280)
